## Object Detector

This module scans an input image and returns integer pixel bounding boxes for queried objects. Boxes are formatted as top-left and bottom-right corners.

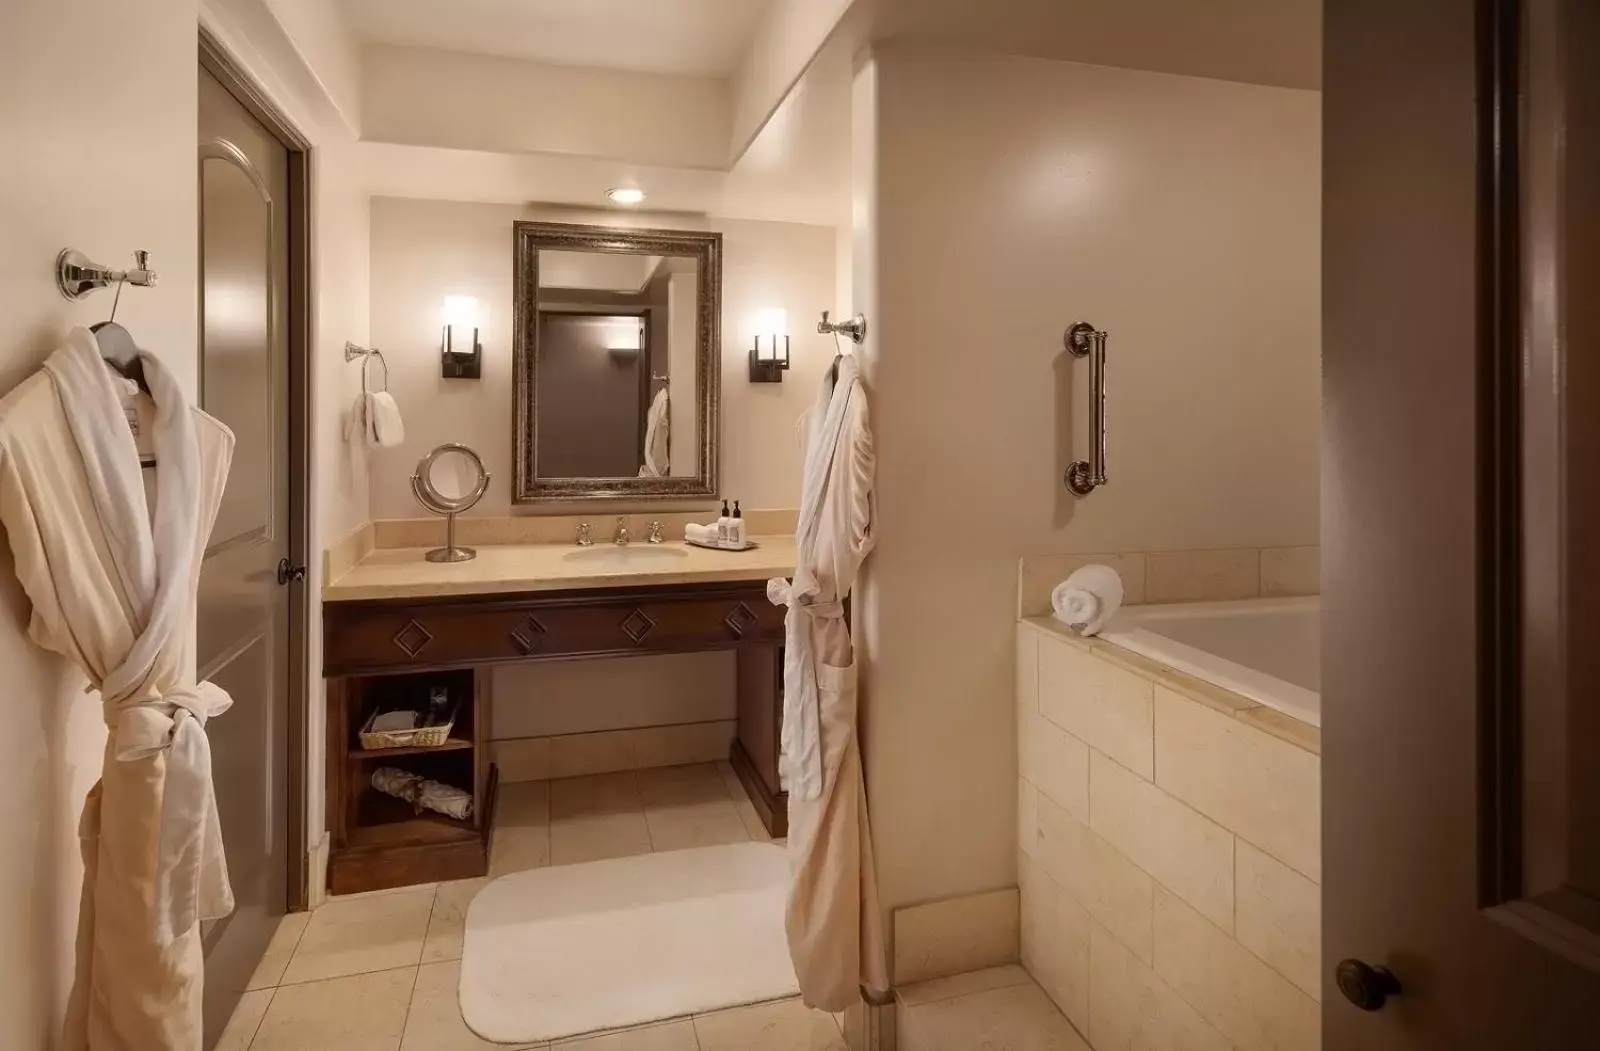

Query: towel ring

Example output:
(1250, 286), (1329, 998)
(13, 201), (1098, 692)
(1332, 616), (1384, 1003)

(363, 350), (388, 394)
(344, 342), (389, 394)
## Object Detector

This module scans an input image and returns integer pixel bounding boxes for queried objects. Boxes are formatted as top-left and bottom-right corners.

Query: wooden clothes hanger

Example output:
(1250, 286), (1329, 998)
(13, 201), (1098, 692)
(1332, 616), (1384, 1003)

(93, 279), (149, 392)
(93, 279), (155, 466)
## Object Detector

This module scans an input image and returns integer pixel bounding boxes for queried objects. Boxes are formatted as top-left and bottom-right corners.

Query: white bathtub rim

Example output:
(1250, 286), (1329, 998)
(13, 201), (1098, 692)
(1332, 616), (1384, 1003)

(1099, 596), (1321, 729)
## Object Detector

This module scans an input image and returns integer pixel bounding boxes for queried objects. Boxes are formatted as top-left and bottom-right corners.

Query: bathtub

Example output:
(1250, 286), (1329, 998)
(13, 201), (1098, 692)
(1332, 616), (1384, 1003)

(1099, 596), (1321, 727)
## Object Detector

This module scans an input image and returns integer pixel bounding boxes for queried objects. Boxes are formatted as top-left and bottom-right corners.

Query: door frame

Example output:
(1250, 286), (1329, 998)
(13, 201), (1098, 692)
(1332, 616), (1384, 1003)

(198, 27), (314, 912)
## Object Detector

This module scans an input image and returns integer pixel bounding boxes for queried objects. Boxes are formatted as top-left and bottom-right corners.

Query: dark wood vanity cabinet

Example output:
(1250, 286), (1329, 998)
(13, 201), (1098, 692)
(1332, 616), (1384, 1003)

(323, 580), (789, 894)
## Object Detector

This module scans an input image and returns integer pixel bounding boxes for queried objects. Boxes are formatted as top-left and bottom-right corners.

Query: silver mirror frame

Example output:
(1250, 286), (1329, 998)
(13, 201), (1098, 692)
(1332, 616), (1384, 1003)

(512, 221), (722, 504)
(412, 443), (490, 562)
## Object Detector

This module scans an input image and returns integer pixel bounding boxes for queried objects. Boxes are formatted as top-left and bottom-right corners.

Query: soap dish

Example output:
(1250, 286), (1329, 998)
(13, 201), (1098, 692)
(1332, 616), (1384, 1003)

(685, 537), (759, 553)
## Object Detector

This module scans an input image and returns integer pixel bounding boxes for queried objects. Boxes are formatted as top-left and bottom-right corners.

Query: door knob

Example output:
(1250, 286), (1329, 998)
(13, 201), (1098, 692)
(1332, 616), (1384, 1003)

(1336, 959), (1401, 1011)
(276, 557), (308, 586)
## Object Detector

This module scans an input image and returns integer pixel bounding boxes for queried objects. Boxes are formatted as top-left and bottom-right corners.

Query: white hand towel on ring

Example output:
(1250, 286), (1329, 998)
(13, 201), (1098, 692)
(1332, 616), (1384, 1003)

(365, 391), (405, 448)
(1050, 564), (1125, 636)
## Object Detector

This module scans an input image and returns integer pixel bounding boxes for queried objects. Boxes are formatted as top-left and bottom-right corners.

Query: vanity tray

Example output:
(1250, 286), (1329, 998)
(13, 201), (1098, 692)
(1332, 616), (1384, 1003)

(685, 537), (760, 553)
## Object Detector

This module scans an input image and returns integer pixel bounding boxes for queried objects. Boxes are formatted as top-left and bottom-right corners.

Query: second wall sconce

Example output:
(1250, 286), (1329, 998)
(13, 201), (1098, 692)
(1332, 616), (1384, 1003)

(749, 307), (790, 383)
(441, 295), (483, 379)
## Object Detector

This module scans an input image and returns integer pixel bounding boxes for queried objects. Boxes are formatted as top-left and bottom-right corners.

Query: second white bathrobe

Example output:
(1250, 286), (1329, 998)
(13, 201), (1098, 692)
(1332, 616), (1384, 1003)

(0, 329), (236, 1050)
(639, 386), (670, 477)
(766, 353), (889, 1012)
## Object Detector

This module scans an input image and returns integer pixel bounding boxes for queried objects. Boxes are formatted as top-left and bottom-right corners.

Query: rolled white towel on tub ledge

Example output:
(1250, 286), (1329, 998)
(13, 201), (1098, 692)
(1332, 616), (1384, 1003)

(1051, 564), (1125, 636)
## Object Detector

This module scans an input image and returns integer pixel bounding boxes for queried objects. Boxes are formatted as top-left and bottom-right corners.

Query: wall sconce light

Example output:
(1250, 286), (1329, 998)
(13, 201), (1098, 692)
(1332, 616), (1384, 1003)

(749, 308), (790, 383)
(441, 295), (483, 379)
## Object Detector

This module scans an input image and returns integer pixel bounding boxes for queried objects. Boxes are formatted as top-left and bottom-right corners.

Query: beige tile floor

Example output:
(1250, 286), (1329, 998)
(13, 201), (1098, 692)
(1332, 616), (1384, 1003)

(897, 966), (1090, 1051)
(219, 762), (805, 1051)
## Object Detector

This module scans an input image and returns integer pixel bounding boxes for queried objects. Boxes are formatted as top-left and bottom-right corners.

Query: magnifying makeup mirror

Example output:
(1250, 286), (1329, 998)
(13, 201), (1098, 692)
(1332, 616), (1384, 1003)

(412, 443), (490, 563)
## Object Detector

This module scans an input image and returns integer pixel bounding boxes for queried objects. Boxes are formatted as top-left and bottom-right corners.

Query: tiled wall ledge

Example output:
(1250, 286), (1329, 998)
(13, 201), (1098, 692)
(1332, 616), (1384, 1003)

(371, 509), (799, 551)
(1017, 618), (1322, 1050)
(1018, 545), (1319, 618)
(493, 719), (735, 782)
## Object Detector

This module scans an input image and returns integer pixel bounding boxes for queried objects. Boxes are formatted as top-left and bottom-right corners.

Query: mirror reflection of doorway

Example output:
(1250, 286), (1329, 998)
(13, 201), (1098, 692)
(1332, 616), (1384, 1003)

(534, 311), (652, 477)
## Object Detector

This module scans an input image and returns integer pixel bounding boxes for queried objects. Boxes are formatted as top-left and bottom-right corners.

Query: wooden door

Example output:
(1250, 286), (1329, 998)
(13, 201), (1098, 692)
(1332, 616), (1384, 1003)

(195, 62), (296, 1045)
(1324, 0), (1600, 1045)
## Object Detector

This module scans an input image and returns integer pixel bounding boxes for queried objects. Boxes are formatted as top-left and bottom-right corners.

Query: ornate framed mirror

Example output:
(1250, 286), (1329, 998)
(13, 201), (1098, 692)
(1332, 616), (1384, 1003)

(512, 221), (722, 503)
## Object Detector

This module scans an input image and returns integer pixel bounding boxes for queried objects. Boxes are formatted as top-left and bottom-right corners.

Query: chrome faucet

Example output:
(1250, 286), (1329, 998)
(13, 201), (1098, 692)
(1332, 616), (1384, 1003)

(575, 522), (594, 547)
(613, 517), (630, 546)
(646, 520), (665, 544)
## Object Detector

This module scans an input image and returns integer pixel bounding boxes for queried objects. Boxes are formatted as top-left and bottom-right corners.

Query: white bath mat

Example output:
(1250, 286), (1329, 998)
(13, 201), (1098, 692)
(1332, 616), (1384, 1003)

(459, 841), (797, 1044)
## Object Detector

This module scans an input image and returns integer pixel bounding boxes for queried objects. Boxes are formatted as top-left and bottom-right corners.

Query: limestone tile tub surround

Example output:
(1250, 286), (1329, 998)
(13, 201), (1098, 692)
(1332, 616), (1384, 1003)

(1017, 546), (1321, 619)
(1017, 617), (1321, 1049)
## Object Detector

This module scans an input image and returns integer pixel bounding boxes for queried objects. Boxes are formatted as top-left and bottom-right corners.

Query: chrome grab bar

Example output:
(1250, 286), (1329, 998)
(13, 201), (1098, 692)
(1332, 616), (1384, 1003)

(1064, 321), (1108, 496)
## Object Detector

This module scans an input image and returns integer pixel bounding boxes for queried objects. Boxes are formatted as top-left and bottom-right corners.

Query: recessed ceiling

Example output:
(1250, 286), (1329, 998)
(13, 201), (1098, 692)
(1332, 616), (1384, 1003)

(339, 0), (775, 77)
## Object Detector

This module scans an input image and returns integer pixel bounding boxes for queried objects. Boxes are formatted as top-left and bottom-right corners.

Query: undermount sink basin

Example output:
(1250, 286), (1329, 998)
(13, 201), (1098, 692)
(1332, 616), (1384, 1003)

(561, 545), (691, 566)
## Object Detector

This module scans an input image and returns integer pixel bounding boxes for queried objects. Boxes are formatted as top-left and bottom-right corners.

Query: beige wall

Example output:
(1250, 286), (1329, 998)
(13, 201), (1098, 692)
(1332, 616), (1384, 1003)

(365, 197), (838, 518)
(0, 3), (204, 1043)
(854, 48), (1321, 921)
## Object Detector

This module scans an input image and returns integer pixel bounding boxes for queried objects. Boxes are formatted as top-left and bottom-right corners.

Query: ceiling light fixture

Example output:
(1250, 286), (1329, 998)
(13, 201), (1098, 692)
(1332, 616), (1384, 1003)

(606, 187), (646, 206)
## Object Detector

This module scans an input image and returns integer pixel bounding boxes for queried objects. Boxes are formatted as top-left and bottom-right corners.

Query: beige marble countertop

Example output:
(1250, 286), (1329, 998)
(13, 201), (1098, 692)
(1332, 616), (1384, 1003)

(324, 537), (798, 602)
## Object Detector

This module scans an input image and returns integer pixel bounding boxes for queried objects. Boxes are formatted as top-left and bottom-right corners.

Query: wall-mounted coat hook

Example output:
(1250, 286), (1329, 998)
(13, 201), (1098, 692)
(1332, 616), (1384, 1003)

(57, 249), (158, 301)
(818, 310), (868, 345)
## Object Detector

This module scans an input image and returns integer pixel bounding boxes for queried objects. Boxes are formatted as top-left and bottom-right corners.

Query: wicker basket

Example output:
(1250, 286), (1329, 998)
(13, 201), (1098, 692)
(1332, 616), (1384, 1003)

(359, 701), (459, 751)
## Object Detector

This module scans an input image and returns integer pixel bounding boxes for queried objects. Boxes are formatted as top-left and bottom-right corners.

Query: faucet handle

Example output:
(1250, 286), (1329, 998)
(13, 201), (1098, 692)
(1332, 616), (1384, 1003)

(576, 521), (593, 546)
(647, 520), (664, 544)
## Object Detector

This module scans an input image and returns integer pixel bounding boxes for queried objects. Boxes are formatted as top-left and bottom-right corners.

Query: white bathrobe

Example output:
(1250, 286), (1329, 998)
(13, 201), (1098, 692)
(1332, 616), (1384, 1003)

(0, 329), (235, 1050)
(767, 354), (889, 1011)
(639, 386), (670, 477)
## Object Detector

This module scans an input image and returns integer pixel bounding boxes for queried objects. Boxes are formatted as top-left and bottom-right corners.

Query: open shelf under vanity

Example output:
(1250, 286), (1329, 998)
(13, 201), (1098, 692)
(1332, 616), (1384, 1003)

(326, 667), (499, 894)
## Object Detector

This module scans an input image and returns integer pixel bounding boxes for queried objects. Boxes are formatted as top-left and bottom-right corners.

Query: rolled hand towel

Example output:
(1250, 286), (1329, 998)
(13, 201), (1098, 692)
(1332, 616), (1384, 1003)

(1051, 564), (1125, 636)
(1054, 588), (1101, 629)
(414, 778), (473, 821)
(367, 391), (405, 448)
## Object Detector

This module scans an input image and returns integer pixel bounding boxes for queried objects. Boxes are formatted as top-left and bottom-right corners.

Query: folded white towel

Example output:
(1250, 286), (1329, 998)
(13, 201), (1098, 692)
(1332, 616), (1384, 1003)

(1051, 564), (1125, 636)
(367, 391), (405, 448)
(685, 522), (717, 544)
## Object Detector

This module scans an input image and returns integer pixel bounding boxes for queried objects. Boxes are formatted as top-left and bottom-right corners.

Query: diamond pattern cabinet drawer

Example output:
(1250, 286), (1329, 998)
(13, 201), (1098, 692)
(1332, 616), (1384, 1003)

(322, 583), (785, 676)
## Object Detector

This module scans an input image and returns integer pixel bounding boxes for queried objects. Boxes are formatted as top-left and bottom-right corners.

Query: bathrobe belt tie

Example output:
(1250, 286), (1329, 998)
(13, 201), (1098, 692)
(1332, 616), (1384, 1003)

(109, 680), (236, 943)
(766, 578), (844, 620)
